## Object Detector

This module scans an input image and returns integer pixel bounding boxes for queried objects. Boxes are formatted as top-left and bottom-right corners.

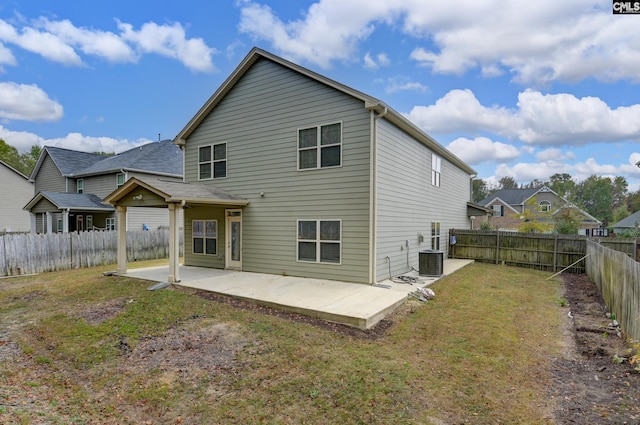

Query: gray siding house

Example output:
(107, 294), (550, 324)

(25, 140), (183, 233)
(0, 160), (34, 233)
(105, 48), (476, 284)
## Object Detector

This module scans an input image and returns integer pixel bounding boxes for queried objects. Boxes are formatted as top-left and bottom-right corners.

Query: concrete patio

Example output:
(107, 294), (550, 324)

(123, 259), (474, 329)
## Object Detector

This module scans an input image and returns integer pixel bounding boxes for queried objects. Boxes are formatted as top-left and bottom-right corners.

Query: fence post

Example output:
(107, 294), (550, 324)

(553, 233), (558, 272)
(495, 231), (500, 264)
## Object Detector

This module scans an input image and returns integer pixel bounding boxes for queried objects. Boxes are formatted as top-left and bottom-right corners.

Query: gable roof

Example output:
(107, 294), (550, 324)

(173, 47), (475, 176)
(76, 139), (182, 177)
(24, 191), (114, 212)
(479, 187), (541, 206)
(31, 146), (106, 179)
(0, 159), (30, 181)
(611, 210), (640, 229)
(30, 141), (183, 181)
(103, 176), (249, 206)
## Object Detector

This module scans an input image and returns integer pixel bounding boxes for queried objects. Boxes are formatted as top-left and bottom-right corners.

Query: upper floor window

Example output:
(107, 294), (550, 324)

(199, 143), (227, 180)
(492, 205), (504, 217)
(431, 154), (441, 187)
(539, 200), (551, 212)
(77, 179), (84, 194)
(116, 173), (126, 187)
(298, 122), (341, 170)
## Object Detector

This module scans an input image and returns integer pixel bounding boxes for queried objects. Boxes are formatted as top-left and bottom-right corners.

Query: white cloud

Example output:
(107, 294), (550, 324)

(41, 18), (135, 63)
(0, 42), (16, 69)
(118, 21), (216, 72)
(236, 0), (638, 84)
(0, 82), (63, 121)
(238, 0), (388, 68)
(446, 137), (520, 165)
(364, 52), (389, 69)
(0, 18), (82, 65)
(406, 89), (512, 134)
(384, 76), (428, 94)
(407, 88), (640, 147)
(0, 17), (216, 72)
(0, 125), (151, 154)
(536, 148), (575, 162)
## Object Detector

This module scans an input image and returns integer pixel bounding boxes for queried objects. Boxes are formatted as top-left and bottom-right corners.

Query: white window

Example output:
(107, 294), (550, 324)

(86, 215), (93, 230)
(77, 179), (84, 194)
(431, 154), (441, 187)
(57, 218), (63, 233)
(431, 222), (441, 250)
(297, 220), (341, 264)
(298, 123), (342, 170)
(492, 205), (504, 217)
(106, 217), (116, 230)
(539, 200), (551, 212)
(116, 173), (126, 187)
(198, 143), (227, 180)
(193, 220), (217, 255)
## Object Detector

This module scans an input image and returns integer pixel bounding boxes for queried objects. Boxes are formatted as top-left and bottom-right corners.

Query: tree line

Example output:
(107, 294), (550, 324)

(473, 173), (638, 227)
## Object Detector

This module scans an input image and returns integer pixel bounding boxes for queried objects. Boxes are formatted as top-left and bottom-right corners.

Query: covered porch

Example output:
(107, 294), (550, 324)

(103, 177), (248, 283)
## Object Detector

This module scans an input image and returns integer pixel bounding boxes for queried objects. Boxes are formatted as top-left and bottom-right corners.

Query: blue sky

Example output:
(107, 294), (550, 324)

(1, 0), (640, 189)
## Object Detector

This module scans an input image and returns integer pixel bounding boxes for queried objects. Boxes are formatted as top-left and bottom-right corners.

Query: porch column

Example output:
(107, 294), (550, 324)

(168, 203), (181, 283)
(45, 212), (52, 234)
(62, 210), (70, 233)
(30, 213), (36, 234)
(116, 206), (127, 275)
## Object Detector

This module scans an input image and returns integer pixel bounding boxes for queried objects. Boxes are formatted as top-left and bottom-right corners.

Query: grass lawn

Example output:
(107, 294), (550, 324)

(0, 262), (565, 424)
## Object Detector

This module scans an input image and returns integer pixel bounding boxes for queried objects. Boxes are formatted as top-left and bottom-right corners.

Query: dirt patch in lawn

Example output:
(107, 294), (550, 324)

(551, 273), (640, 424)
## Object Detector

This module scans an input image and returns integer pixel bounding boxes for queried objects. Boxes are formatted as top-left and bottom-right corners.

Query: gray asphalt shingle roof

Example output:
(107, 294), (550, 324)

(45, 146), (106, 176)
(77, 139), (182, 177)
(36, 192), (114, 211)
(612, 210), (640, 229)
(479, 187), (540, 206)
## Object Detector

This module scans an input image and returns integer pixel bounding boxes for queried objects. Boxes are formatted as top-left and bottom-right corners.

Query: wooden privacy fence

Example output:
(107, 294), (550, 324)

(0, 230), (183, 277)
(586, 240), (640, 341)
(449, 230), (637, 273)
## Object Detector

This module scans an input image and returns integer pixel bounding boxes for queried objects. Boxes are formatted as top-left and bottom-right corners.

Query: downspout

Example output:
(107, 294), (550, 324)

(369, 105), (388, 284)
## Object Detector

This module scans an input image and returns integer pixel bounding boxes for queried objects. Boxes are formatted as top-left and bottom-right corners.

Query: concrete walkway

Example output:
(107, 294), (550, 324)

(124, 259), (474, 329)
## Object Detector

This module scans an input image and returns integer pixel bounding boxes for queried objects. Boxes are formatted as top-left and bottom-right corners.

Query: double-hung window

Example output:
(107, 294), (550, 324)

(193, 220), (217, 255)
(431, 154), (441, 187)
(298, 122), (341, 170)
(198, 143), (227, 180)
(106, 217), (116, 231)
(116, 173), (126, 187)
(77, 179), (84, 194)
(297, 219), (341, 264)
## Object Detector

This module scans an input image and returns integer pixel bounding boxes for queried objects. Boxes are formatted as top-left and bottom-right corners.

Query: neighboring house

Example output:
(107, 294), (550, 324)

(478, 186), (601, 233)
(24, 140), (183, 233)
(0, 159), (34, 233)
(105, 47), (477, 284)
(611, 210), (640, 234)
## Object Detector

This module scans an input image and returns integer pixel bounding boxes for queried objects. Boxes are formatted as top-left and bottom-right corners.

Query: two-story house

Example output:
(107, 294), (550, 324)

(0, 159), (34, 233)
(478, 186), (601, 233)
(104, 47), (477, 284)
(24, 140), (183, 233)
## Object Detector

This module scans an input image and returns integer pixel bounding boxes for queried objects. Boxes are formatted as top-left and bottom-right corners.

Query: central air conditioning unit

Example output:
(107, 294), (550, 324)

(419, 250), (444, 276)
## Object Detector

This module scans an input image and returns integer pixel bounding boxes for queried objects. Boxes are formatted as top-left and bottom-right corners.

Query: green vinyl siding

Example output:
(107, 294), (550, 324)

(183, 58), (371, 283)
(184, 207), (226, 269)
(34, 155), (66, 193)
(375, 119), (471, 281)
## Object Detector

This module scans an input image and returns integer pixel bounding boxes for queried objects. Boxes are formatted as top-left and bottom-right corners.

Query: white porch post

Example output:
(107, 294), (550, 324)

(45, 212), (52, 234)
(116, 206), (128, 275)
(168, 203), (181, 283)
(62, 210), (70, 233)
